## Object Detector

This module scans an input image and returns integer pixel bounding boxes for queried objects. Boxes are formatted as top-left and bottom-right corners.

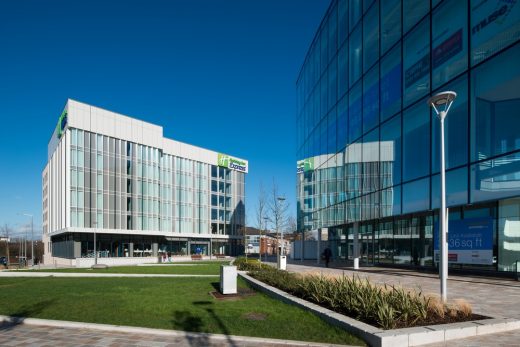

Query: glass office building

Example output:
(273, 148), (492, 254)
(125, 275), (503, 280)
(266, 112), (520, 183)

(296, 0), (520, 274)
(43, 99), (247, 266)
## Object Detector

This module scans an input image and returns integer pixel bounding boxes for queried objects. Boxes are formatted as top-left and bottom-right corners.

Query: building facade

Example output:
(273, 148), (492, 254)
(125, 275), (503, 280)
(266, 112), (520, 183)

(296, 0), (520, 274)
(43, 99), (247, 265)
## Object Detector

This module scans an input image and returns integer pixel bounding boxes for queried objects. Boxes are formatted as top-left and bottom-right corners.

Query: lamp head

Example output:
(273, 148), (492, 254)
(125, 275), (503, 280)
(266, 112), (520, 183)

(427, 91), (457, 117)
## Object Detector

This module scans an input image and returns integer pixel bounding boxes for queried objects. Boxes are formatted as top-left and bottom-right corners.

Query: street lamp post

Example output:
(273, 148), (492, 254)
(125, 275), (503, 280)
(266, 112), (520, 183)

(427, 91), (457, 303)
(93, 221), (98, 266)
(277, 197), (286, 255)
(19, 213), (34, 267)
(262, 216), (269, 262)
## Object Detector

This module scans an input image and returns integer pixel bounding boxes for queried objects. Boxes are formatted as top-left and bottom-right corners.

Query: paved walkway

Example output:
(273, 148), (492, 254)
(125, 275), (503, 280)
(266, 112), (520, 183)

(0, 318), (355, 347)
(0, 272), (218, 278)
(282, 260), (520, 346)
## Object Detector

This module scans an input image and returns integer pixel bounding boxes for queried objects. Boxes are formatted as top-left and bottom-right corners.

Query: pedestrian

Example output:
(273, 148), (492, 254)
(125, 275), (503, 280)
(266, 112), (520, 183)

(322, 247), (332, 268)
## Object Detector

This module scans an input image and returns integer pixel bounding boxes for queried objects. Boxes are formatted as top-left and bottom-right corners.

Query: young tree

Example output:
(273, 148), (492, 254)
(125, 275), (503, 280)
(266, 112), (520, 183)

(255, 182), (268, 231)
(268, 179), (289, 254)
(1, 223), (11, 265)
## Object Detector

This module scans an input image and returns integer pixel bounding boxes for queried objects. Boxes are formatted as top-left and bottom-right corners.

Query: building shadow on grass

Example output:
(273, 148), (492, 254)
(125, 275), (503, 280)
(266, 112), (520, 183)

(0, 299), (56, 332)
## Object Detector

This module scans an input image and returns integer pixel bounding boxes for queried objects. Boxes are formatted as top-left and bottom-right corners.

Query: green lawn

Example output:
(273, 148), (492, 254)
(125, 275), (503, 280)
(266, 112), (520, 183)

(24, 262), (230, 275)
(0, 277), (364, 345)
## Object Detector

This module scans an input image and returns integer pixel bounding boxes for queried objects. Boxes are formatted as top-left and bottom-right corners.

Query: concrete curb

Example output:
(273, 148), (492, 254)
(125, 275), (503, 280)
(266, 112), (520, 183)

(0, 272), (218, 278)
(0, 315), (356, 347)
(239, 272), (520, 347)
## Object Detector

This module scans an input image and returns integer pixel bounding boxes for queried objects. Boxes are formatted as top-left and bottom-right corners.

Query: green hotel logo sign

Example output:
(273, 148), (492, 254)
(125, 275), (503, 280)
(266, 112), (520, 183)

(218, 153), (247, 173)
(297, 157), (314, 173)
(56, 109), (68, 139)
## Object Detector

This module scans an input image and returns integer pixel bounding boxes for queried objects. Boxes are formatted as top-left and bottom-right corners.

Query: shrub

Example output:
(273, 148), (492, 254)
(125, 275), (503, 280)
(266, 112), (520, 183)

(247, 268), (473, 330)
(234, 257), (271, 272)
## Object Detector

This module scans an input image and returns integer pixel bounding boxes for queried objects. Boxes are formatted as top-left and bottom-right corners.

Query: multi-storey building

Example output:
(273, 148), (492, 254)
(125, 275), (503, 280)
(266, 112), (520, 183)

(43, 99), (247, 266)
(296, 0), (520, 274)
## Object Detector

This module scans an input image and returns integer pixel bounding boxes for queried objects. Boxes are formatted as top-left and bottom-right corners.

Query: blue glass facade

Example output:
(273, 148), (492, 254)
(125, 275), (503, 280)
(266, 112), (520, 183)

(296, 0), (520, 273)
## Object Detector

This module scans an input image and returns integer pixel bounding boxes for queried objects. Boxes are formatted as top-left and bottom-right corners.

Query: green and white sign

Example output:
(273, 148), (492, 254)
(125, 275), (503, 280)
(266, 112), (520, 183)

(56, 109), (68, 139)
(218, 153), (248, 173)
(297, 157), (314, 173)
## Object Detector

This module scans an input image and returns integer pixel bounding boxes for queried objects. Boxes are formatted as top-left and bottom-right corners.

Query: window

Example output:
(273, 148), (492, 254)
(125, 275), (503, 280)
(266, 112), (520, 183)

(328, 5), (337, 60)
(403, 100), (430, 181)
(349, 25), (362, 87)
(320, 24), (328, 74)
(471, 152), (520, 202)
(363, 65), (379, 133)
(381, 185), (401, 217)
(362, 127), (379, 194)
(327, 108), (337, 154)
(432, 0), (468, 89)
(498, 198), (520, 272)
(328, 59), (337, 109)
(471, 0), (520, 66)
(338, 0), (348, 44)
(381, 0), (401, 54)
(432, 75), (468, 173)
(403, 0), (429, 34)
(363, 0), (379, 73)
(404, 18), (430, 107)
(431, 167), (468, 208)
(337, 96), (348, 151)
(380, 114), (402, 188)
(338, 43), (348, 98)
(403, 177), (430, 213)
(380, 44), (402, 121)
(349, 0), (362, 32)
(348, 82), (362, 142)
(471, 44), (520, 161)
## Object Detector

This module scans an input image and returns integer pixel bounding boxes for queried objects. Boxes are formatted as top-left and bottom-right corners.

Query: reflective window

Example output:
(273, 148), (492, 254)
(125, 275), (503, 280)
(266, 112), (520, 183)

(363, 0), (379, 73)
(320, 24), (328, 74)
(337, 96), (348, 151)
(403, 177), (430, 213)
(404, 18), (430, 107)
(363, 64), (379, 133)
(327, 108), (337, 154)
(338, 43), (348, 98)
(362, 127), (380, 194)
(349, 24), (362, 87)
(338, 0), (348, 44)
(381, 0), (401, 54)
(432, 75), (468, 173)
(349, 0), (362, 32)
(471, 44), (520, 161)
(498, 198), (520, 271)
(403, 0), (429, 34)
(380, 114), (402, 188)
(380, 43), (402, 121)
(394, 218), (412, 264)
(403, 100), (430, 181)
(348, 82), (362, 141)
(329, 5), (338, 61)
(471, 151), (520, 202)
(471, 0), (520, 66)
(431, 167), (468, 209)
(328, 60), (337, 109)
(381, 185), (401, 217)
(432, 0), (468, 89)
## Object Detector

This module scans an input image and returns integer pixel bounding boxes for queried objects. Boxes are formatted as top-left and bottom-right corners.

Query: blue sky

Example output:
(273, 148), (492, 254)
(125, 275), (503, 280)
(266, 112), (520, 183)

(0, 0), (329, 236)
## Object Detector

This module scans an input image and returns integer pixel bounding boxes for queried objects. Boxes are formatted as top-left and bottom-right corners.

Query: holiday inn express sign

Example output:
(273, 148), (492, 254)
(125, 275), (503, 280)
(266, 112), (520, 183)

(218, 153), (248, 173)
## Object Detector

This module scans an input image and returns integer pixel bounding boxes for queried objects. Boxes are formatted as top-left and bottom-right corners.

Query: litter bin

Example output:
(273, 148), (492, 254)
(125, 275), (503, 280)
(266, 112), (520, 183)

(220, 265), (237, 294)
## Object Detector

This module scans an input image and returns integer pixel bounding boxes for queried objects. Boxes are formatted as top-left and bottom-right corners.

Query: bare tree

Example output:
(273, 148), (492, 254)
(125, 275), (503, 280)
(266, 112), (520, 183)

(286, 215), (297, 235)
(268, 179), (289, 254)
(1, 223), (11, 265)
(255, 182), (268, 231)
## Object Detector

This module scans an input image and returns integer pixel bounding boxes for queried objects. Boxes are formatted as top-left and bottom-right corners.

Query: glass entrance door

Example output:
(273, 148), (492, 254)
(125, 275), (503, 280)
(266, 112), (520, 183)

(360, 223), (375, 265)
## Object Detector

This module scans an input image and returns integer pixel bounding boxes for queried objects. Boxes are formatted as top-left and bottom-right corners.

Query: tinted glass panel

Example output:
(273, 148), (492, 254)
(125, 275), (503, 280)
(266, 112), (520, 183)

(471, 152), (520, 202)
(431, 167), (468, 208)
(349, 25), (362, 87)
(363, 65), (379, 133)
(338, 43), (348, 98)
(403, 100), (430, 181)
(381, 0), (401, 54)
(349, 0), (362, 32)
(404, 18), (431, 106)
(380, 114), (402, 188)
(470, 0), (520, 65)
(337, 96), (348, 151)
(403, 177), (430, 213)
(432, 0), (468, 89)
(338, 0), (348, 44)
(362, 127), (380, 194)
(471, 44), (520, 161)
(363, 0), (379, 73)
(349, 82), (362, 141)
(381, 185), (401, 217)
(403, 0), (429, 34)
(380, 43), (402, 121)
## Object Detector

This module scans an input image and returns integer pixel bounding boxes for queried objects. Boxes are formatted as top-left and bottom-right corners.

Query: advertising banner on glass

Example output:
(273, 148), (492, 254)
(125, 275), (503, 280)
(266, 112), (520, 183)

(471, 0), (520, 65)
(434, 217), (493, 265)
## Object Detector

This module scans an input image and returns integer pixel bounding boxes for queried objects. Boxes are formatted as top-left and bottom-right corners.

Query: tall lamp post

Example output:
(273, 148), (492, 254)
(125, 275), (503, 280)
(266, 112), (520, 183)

(277, 197), (286, 255)
(93, 221), (98, 266)
(19, 213), (33, 267)
(427, 91), (457, 303)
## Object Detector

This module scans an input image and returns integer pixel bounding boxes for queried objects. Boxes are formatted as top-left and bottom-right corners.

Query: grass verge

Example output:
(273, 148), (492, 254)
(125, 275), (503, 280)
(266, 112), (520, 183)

(0, 276), (365, 345)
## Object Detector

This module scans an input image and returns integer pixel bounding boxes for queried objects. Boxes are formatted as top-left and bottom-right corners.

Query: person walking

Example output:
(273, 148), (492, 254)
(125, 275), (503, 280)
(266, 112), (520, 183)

(322, 247), (332, 268)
